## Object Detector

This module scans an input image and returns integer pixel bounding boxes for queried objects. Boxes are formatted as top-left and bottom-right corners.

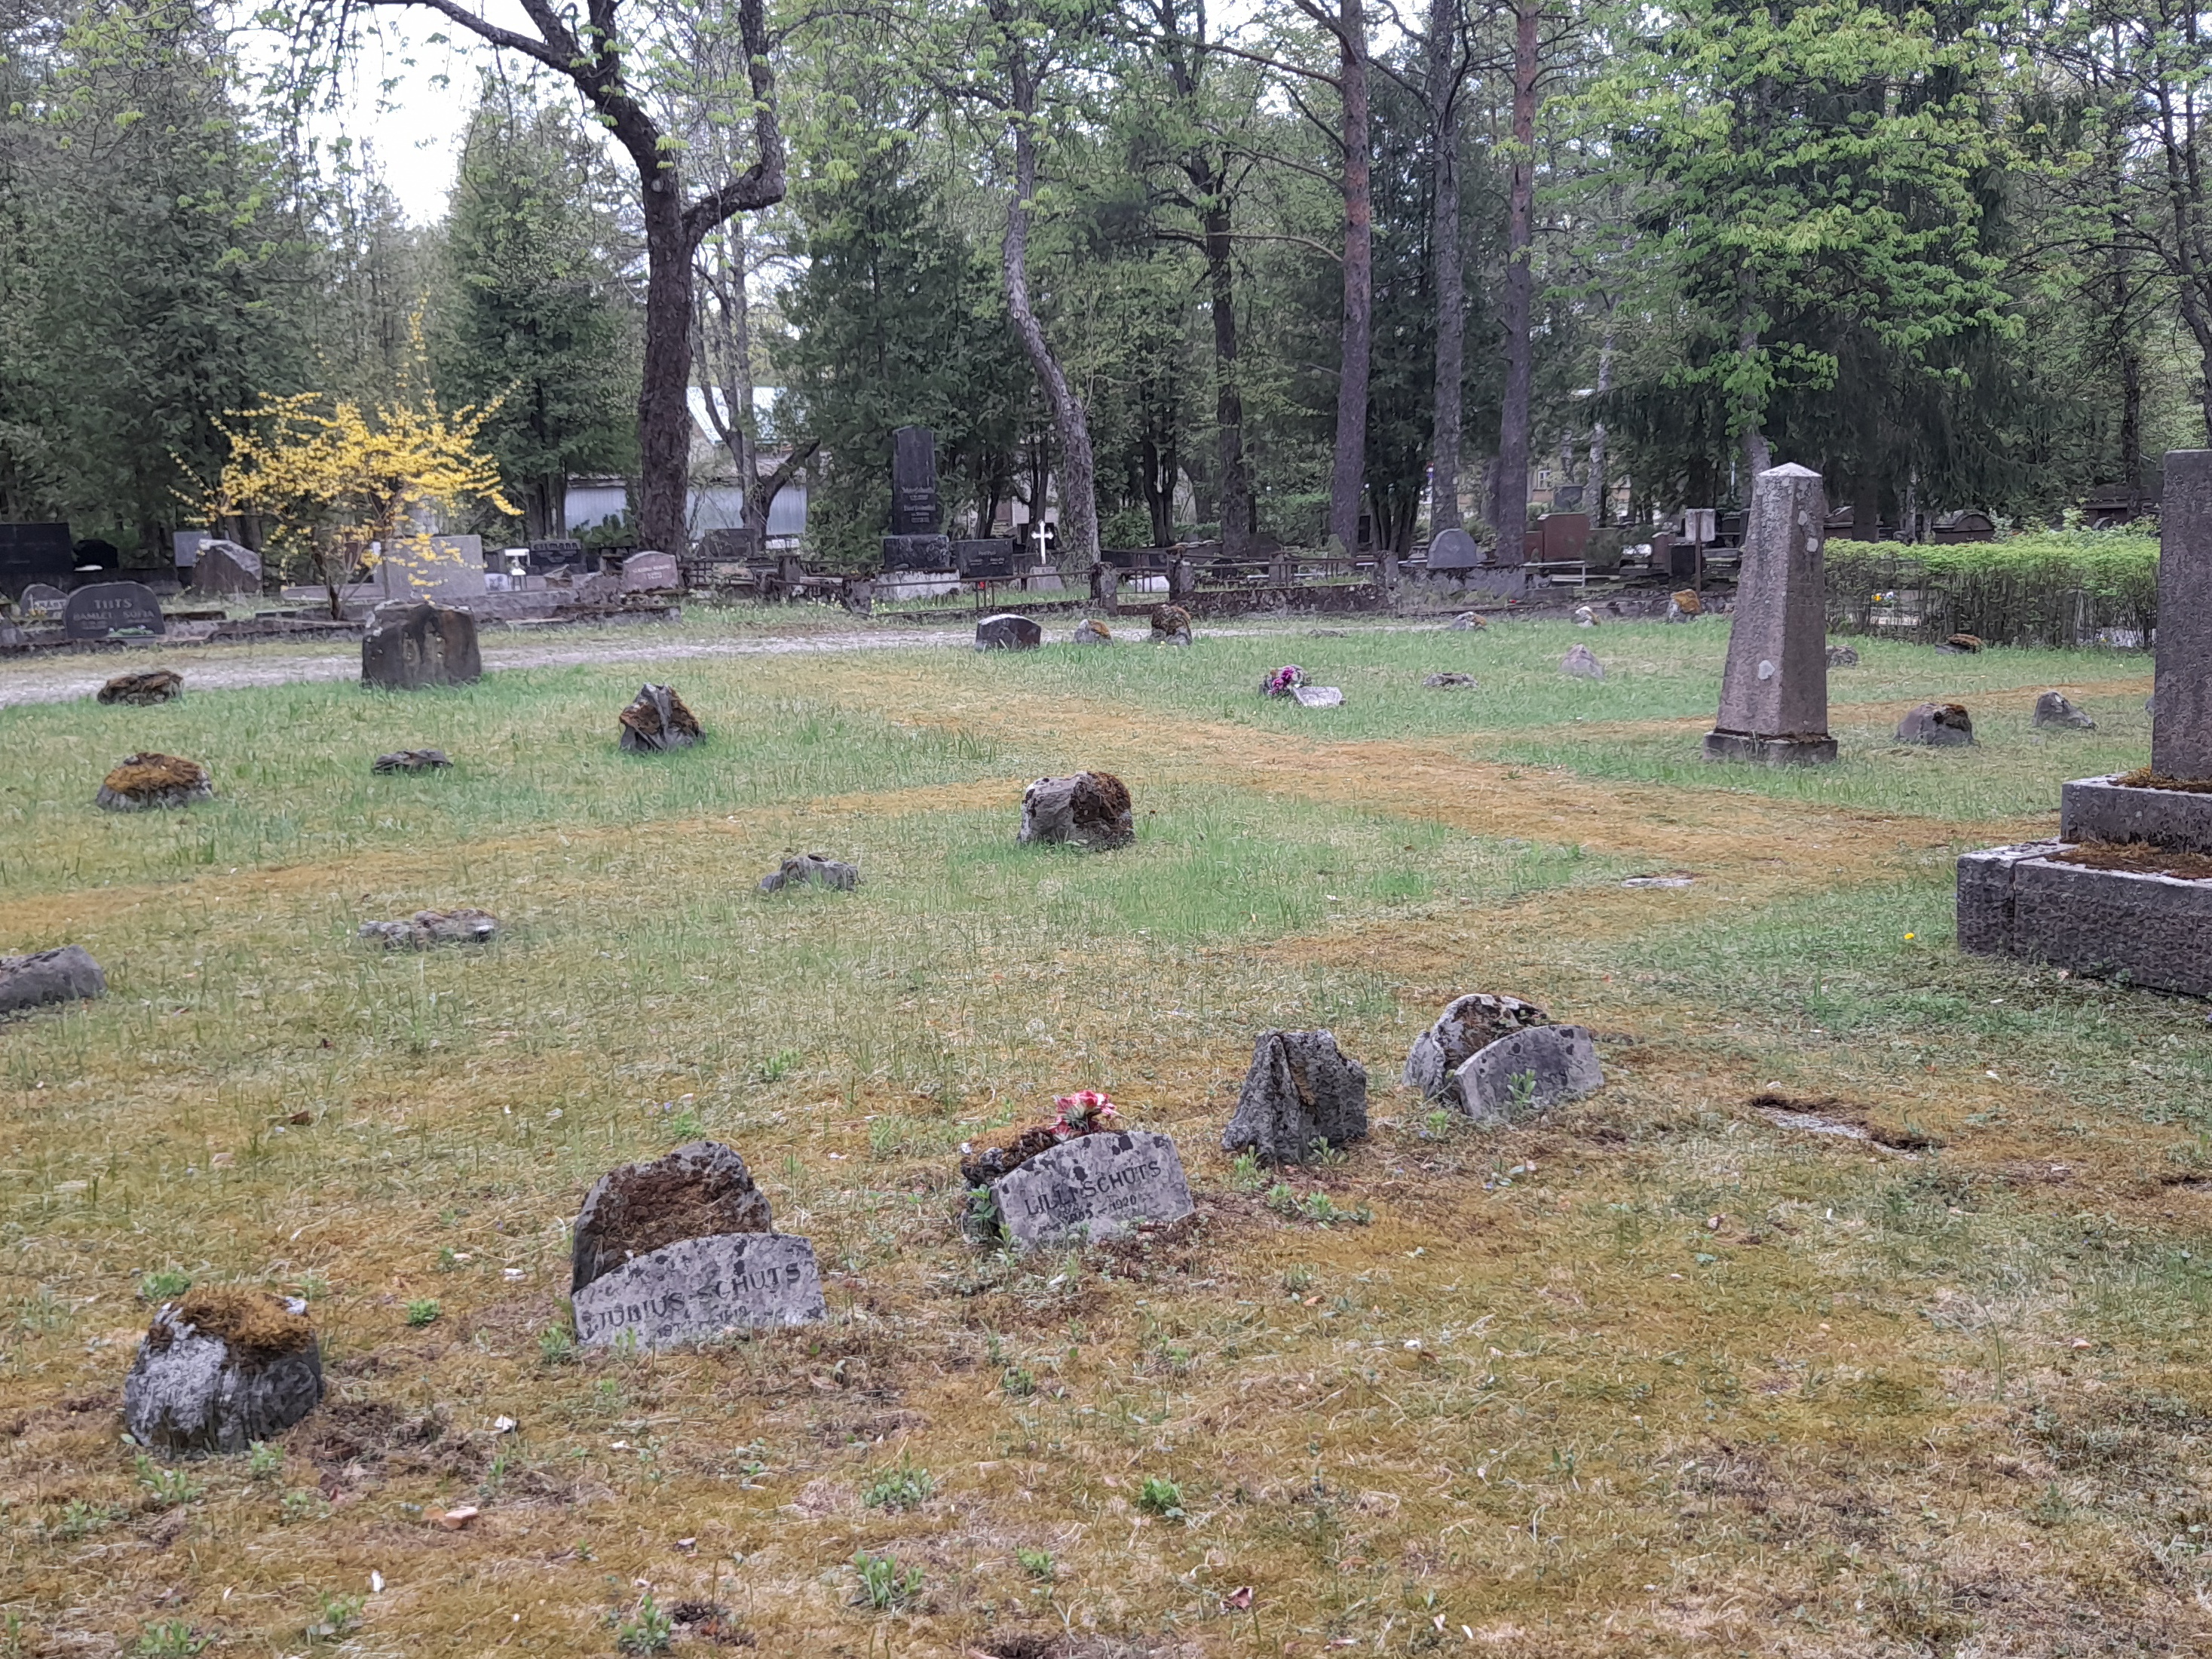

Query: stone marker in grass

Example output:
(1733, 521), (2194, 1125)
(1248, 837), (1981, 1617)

(1423, 672), (1476, 689)
(372, 748), (450, 774)
(569, 1141), (823, 1347)
(976, 613), (1043, 651)
(96, 752), (210, 811)
(1825, 643), (1859, 667)
(0, 945), (104, 1014)
(358, 908), (498, 948)
(125, 1288), (323, 1456)
(1072, 617), (1112, 645)
(1454, 1024), (1602, 1127)
(1021, 771), (1135, 850)
(361, 600), (480, 690)
(2034, 692), (2096, 730)
(1561, 644), (1604, 680)
(758, 853), (859, 893)
(618, 682), (701, 751)
(988, 1130), (1195, 1250)
(1150, 604), (1192, 645)
(97, 668), (182, 705)
(1703, 462), (1837, 765)
(1402, 992), (1549, 1100)
(1896, 701), (1975, 746)
(1224, 1029), (1368, 1163)
(1292, 685), (1344, 707)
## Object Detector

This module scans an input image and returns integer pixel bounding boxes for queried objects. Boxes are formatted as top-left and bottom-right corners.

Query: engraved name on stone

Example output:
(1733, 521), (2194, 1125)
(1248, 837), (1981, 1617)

(990, 1130), (1195, 1250)
(571, 1233), (825, 1348)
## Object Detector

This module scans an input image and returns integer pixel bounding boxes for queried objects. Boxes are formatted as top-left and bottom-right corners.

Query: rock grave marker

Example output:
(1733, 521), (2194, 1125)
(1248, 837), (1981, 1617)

(1224, 1029), (1368, 1163)
(361, 600), (481, 690)
(1455, 1024), (1603, 1127)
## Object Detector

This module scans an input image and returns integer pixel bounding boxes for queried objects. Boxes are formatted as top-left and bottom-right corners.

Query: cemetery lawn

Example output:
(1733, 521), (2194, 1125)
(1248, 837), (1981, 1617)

(5, 613), (2209, 1657)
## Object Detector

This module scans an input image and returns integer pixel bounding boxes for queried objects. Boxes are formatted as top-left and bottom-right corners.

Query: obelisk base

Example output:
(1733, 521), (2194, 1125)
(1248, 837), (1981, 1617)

(1703, 730), (1838, 767)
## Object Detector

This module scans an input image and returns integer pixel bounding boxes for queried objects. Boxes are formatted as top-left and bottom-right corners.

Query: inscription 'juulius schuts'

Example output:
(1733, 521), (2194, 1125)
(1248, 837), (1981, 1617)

(570, 1233), (825, 1348)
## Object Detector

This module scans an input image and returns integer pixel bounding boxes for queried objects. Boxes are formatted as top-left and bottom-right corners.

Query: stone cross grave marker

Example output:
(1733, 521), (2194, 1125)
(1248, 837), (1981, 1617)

(571, 1234), (826, 1348)
(63, 581), (166, 639)
(1704, 463), (1836, 765)
(989, 1130), (1195, 1250)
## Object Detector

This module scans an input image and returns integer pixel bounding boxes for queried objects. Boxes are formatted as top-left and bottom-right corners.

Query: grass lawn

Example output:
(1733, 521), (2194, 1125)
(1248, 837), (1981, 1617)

(3, 612), (2207, 1657)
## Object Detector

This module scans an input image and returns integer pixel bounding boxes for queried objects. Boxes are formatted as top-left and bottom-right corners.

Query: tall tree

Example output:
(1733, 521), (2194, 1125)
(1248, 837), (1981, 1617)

(1491, 0), (1540, 557)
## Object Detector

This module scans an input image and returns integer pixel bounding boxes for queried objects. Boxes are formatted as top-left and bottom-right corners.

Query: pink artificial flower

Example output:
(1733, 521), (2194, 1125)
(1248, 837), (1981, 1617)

(1052, 1090), (1120, 1136)
(1264, 665), (1305, 698)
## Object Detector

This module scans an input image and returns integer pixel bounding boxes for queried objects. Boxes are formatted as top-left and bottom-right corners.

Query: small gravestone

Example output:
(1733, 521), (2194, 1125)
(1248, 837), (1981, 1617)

(361, 601), (481, 690)
(1665, 590), (1701, 623)
(97, 668), (182, 706)
(1937, 633), (1984, 655)
(1573, 605), (1599, 627)
(1150, 604), (1192, 645)
(1448, 612), (1484, 631)
(569, 1141), (820, 1348)
(988, 1130), (1194, 1250)
(1561, 645), (1604, 680)
(0, 618), (24, 652)
(955, 538), (1017, 580)
(1897, 702), (1975, 746)
(357, 908), (498, 948)
(1424, 672), (1476, 689)
(96, 753), (210, 811)
(1292, 685), (1344, 707)
(124, 1289), (323, 1457)
(0, 946), (104, 1014)
(1704, 463), (1836, 765)
(1072, 618), (1111, 645)
(1427, 528), (1481, 572)
(372, 749), (450, 774)
(619, 683), (701, 751)
(1224, 1029), (1368, 1164)
(63, 581), (165, 640)
(1402, 992), (1549, 1100)
(1020, 771), (1134, 851)
(976, 613), (1043, 651)
(21, 582), (69, 620)
(1825, 643), (1860, 667)
(2034, 692), (2095, 730)
(573, 1141), (774, 1293)
(190, 540), (260, 596)
(758, 853), (859, 893)
(1454, 1025), (1601, 1127)
(620, 550), (681, 593)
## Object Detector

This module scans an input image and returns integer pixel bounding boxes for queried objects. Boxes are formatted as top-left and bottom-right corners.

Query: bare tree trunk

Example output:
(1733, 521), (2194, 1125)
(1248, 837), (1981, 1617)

(1492, 0), (1539, 564)
(636, 186), (697, 554)
(1585, 320), (1613, 523)
(1326, 0), (1372, 557)
(1425, 0), (1463, 533)
(1204, 190), (1253, 552)
(1005, 114), (1098, 572)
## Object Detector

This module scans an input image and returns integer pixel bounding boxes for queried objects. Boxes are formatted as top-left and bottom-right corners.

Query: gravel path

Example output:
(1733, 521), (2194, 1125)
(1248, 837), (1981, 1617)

(0, 627), (967, 709)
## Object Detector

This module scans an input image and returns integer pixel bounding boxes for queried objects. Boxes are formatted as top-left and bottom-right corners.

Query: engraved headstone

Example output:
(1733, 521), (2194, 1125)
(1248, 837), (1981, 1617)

(1453, 1024), (1602, 1127)
(1426, 528), (1481, 572)
(1703, 464), (1836, 765)
(571, 1234), (826, 1348)
(956, 538), (1017, 580)
(1292, 685), (1343, 707)
(2155, 449), (2212, 778)
(988, 1130), (1194, 1250)
(620, 550), (681, 592)
(21, 582), (69, 619)
(890, 426), (942, 535)
(190, 539), (261, 595)
(361, 601), (482, 690)
(63, 581), (165, 639)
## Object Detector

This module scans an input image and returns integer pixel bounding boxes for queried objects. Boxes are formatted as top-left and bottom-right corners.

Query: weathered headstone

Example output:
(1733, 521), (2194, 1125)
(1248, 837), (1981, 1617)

(573, 1141), (774, 1293)
(1937, 632), (1984, 655)
(2034, 692), (2096, 730)
(1454, 1024), (1602, 1127)
(124, 1289), (323, 1457)
(1573, 605), (1599, 627)
(2155, 451), (2212, 778)
(1426, 528), (1481, 572)
(63, 581), (166, 640)
(1150, 603), (1192, 645)
(1402, 992), (1549, 1100)
(372, 749), (451, 774)
(361, 601), (482, 690)
(1825, 643), (1860, 667)
(0, 945), (105, 1014)
(1896, 702), (1975, 746)
(96, 753), (210, 811)
(97, 668), (182, 705)
(1291, 685), (1344, 707)
(1223, 1029), (1368, 1164)
(882, 534), (953, 572)
(571, 1234), (826, 1347)
(988, 1130), (1195, 1250)
(190, 539), (260, 596)
(618, 682), (701, 751)
(1703, 464), (1836, 765)
(620, 550), (681, 592)
(357, 909), (498, 948)
(1561, 645), (1604, 680)
(20, 582), (69, 620)
(758, 853), (859, 893)
(1448, 611), (1484, 631)
(1665, 589), (1702, 623)
(976, 613), (1043, 651)
(1072, 618), (1112, 645)
(1020, 771), (1134, 851)
(1424, 672), (1476, 689)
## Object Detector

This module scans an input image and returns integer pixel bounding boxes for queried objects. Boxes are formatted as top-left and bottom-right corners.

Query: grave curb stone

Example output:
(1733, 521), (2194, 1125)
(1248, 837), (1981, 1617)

(1956, 842), (2212, 998)
(988, 1130), (1196, 1250)
(2059, 775), (2212, 854)
(1454, 1024), (1603, 1128)
(571, 1233), (826, 1348)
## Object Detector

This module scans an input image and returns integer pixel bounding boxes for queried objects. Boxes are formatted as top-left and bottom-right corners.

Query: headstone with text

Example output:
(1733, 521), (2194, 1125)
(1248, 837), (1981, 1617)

(571, 1234), (826, 1348)
(883, 426), (952, 572)
(1426, 528), (1481, 572)
(988, 1130), (1194, 1250)
(20, 582), (68, 620)
(63, 581), (166, 639)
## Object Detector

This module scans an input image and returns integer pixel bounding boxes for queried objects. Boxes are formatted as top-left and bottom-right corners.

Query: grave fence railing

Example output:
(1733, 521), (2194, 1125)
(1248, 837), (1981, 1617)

(1824, 551), (2155, 651)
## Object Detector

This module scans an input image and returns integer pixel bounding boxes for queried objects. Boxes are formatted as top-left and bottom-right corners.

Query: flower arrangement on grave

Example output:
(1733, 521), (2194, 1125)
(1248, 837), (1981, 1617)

(960, 1089), (1123, 1188)
(1051, 1090), (1120, 1137)
(1264, 664), (1305, 698)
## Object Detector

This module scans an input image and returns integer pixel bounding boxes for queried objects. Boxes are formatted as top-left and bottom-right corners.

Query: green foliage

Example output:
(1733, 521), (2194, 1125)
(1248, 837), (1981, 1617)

(404, 1298), (442, 1327)
(851, 1551), (924, 1610)
(280, 1488), (331, 1524)
(1016, 1546), (1055, 1580)
(861, 1457), (936, 1510)
(139, 1269), (191, 1301)
(133, 1455), (201, 1508)
(1135, 1475), (1185, 1519)
(132, 1622), (207, 1657)
(538, 1323), (579, 1364)
(613, 1591), (673, 1654)
(1265, 1183), (1373, 1227)
(246, 1440), (283, 1480)
(304, 1592), (363, 1642)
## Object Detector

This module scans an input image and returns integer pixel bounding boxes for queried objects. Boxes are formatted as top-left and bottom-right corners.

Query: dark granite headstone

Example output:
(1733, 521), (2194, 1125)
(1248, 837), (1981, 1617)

(0, 523), (74, 600)
(360, 602), (482, 690)
(956, 538), (1018, 580)
(988, 1130), (1194, 1250)
(2155, 450), (2212, 779)
(190, 540), (260, 595)
(890, 426), (941, 535)
(976, 613), (1043, 651)
(63, 581), (165, 639)
(1426, 528), (1481, 571)
(1703, 464), (1835, 765)
(571, 1234), (826, 1348)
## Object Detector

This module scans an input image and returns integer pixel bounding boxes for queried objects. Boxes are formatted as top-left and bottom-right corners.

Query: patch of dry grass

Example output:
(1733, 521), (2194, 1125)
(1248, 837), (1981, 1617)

(2, 627), (2207, 1658)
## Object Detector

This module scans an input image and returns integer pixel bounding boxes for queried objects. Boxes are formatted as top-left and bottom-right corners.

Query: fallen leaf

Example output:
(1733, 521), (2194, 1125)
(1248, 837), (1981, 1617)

(434, 1505), (479, 1530)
